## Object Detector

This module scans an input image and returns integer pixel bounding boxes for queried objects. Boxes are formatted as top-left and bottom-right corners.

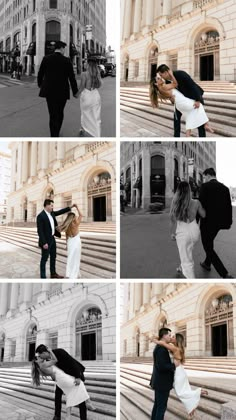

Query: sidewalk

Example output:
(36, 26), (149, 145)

(0, 399), (48, 420)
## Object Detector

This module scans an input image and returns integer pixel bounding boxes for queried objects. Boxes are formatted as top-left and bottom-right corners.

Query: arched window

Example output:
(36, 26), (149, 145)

(46, 20), (61, 42)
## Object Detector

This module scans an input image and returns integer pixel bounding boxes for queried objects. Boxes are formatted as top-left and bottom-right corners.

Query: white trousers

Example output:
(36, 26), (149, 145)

(66, 233), (81, 279)
(176, 220), (200, 279)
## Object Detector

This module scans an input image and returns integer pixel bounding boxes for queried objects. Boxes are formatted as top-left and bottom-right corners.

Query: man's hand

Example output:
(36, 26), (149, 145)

(73, 92), (79, 98)
(74, 378), (81, 386)
(194, 101), (200, 109)
(43, 243), (49, 250)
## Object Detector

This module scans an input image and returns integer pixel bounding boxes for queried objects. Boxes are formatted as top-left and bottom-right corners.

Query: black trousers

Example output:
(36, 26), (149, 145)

(174, 96), (206, 137)
(200, 224), (228, 278)
(151, 389), (170, 420)
(40, 236), (56, 279)
(46, 97), (67, 137)
(55, 385), (87, 420)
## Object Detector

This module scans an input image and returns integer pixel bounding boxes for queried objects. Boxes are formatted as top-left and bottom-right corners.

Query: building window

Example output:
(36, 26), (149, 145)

(70, 1), (73, 13)
(49, 0), (57, 9)
(10, 340), (16, 358)
(33, 0), (36, 12)
(49, 332), (58, 349)
(134, 61), (139, 78)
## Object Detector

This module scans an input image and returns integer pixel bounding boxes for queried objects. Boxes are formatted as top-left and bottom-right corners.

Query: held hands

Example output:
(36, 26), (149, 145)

(43, 243), (49, 250)
(73, 92), (79, 99)
(74, 378), (81, 386)
(171, 233), (176, 241)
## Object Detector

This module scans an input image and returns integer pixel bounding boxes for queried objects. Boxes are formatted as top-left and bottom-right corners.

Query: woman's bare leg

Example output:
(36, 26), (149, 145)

(65, 407), (71, 420)
(205, 122), (214, 133)
(186, 129), (191, 137)
(201, 389), (208, 396)
(86, 398), (96, 410)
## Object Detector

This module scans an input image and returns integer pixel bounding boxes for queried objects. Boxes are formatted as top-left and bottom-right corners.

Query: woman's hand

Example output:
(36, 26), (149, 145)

(171, 233), (176, 241)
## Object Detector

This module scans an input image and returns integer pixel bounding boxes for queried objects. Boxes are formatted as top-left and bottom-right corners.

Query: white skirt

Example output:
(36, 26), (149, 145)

(174, 365), (201, 414)
(66, 233), (81, 279)
(173, 89), (209, 130)
(53, 366), (89, 408)
(80, 88), (101, 137)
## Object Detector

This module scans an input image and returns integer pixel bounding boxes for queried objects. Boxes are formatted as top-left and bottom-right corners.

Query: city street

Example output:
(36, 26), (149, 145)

(120, 206), (236, 279)
(0, 75), (116, 137)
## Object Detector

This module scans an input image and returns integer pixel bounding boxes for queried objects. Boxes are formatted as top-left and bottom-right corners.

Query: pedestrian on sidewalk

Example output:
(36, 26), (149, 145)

(37, 41), (79, 137)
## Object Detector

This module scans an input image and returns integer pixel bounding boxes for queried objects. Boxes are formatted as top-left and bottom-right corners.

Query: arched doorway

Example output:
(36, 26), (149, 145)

(22, 197), (28, 222)
(194, 30), (220, 81)
(0, 331), (5, 362)
(125, 167), (131, 206)
(148, 47), (158, 80)
(45, 20), (61, 55)
(87, 171), (112, 222)
(135, 328), (140, 357)
(205, 294), (233, 356)
(26, 324), (37, 361)
(150, 155), (165, 205)
(75, 306), (102, 360)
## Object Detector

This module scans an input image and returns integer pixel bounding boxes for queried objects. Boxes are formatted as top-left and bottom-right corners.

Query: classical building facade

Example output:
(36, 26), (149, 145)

(121, 0), (236, 83)
(0, 282), (116, 363)
(121, 283), (236, 358)
(0, 0), (106, 75)
(6, 141), (116, 224)
(120, 141), (216, 208)
(0, 151), (11, 225)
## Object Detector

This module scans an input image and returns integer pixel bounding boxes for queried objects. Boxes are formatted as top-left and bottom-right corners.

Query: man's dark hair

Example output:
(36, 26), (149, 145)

(55, 40), (67, 49)
(44, 199), (54, 207)
(35, 344), (48, 354)
(157, 64), (170, 73)
(159, 327), (171, 339)
(203, 168), (216, 177)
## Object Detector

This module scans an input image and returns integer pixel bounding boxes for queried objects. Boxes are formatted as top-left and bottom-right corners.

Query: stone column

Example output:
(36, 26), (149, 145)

(0, 284), (9, 316)
(26, 19), (31, 75)
(57, 142), (65, 160)
(27, 202), (34, 221)
(123, 0), (132, 40)
(142, 147), (151, 209)
(30, 141), (37, 177)
(22, 142), (29, 183)
(143, 283), (151, 305)
(152, 283), (163, 296)
(123, 284), (129, 323)
(134, 283), (142, 311)
(129, 283), (135, 319)
(154, 1), (162, 20)
(162, 0), (172, 16)
(38, 283), (50, 303)
(165, 148), (174, 208)
(35, 13), (46, 75)
(23, 284), (33, 305)
(133, 0), (142, 34)
(11, 148), (16, 192)
(41, 142), (49, 170)
(10, 284), (19, 311)
(145, 0), (154, 26)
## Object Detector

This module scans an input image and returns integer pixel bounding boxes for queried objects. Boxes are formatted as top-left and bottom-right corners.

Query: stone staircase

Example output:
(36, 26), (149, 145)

(0, 361), (116, 420)
(120, 360), (236, 420)
(120, 85), (236, 137)
(5, 222), (116, 235)
(0, 226), (116, 279)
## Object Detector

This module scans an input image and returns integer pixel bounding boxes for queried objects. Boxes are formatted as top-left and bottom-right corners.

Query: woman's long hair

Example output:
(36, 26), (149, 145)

(87, 58), (101, 89)
(31, 358), (41, 387)
(170, 181), (191, 222)
(175, 333), (185, 364)
(149, 78), (170, 108)
(57, 212), (76, 234)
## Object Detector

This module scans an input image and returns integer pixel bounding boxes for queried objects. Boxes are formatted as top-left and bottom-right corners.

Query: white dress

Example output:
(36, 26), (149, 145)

(66, 233), (81, 279)
(174, 365), (201, 414)
(52, 365), (89, 408)
(80, 88), (101, 137)
(175, 219), (200, 278)
(172, 88), (209, 130)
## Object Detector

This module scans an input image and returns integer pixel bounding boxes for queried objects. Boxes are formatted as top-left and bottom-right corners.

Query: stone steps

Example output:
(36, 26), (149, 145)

(0, 365), (116, 419)
(121, 81), (236, 94)
(120, 363), (236, 420)
(6, 221), (116, 234)
(120, 87), (236, 137)
(0, 227), (116, 279)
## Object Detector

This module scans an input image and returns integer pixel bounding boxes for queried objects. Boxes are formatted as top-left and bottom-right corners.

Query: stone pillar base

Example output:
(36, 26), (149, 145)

(221, 402), (236, 419)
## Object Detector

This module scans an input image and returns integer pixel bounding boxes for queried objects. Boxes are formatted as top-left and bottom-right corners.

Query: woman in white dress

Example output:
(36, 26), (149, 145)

(57, 204), (82, 279)
(78, 57), (102, 137)
(149, 70), (214, 136)
(151, 334), (208, 419)
(170, 181), (206, 279)
(31, 348), (94, 420)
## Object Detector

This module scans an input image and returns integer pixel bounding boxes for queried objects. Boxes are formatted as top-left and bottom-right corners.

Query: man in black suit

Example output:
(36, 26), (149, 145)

(35, 344), (87, 420)
(150, 328), (175, 420)
(37, 199), (72, 279)
(37, 41), (78, 137)
(199, 168), (233, 278)
(157, 64), (206, 137)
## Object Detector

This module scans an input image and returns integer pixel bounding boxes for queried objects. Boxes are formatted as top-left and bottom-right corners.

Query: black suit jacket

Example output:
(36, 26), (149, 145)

(173, 70), (204, 102)
(37, 52), (78, 100)
(199, 179), (232, 229)
(150, 345), (175, 392)
(37, 207), (71, 247)
(53, 348), (85, 382)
